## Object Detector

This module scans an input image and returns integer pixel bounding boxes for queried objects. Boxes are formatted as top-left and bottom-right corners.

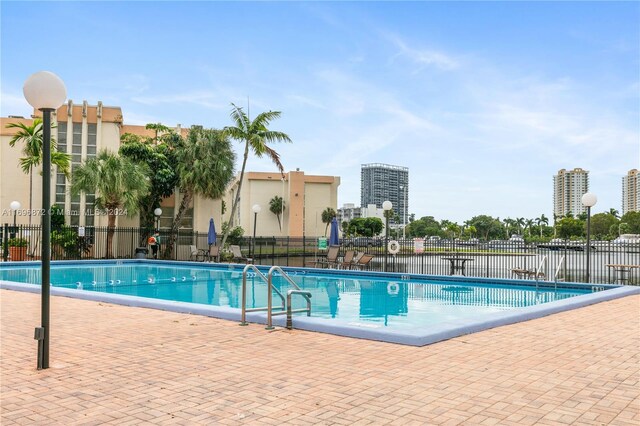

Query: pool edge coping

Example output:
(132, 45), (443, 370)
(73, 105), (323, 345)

(2, 277), (638, 347)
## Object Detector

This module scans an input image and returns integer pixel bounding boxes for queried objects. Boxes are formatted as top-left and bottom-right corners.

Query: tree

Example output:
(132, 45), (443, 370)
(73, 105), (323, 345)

(524, 219), (535, 236)
(608, 208), (619, 219)
(620, 211), (640, 234)
(467, 215), (503, 240)
(163, 127), (235, 258)
(269, 196), (285, 231)
(348, 217), (383, 237)
(119, 129), (180, 245)
(536, 214), (549, 237)
(555, 216), (585, 239)
(589, 213), (619, 240)
(6, 119), (71, 225)
(321, 207), (337, 236)
(71, 150), (150, 258)
(220, 103), (291, 248)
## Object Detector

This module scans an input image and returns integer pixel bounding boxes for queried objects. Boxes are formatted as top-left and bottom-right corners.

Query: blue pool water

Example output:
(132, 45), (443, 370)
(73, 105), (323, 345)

(0, 261), (594, 330)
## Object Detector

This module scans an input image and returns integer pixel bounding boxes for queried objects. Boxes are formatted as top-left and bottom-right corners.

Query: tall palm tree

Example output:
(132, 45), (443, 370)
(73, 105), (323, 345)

(71, 150), (150, 258)
(269, 196), (285, 231)
(525, 219), (535, 236)
(6, 119), (71, 225)
(220, 103), (291, 248)
(163, 127), (235, 258)
(537, 214), (549, 237)
(609, 208), (619, 219)
(321, 207), (337, 236)
(516, 217), (525, 235)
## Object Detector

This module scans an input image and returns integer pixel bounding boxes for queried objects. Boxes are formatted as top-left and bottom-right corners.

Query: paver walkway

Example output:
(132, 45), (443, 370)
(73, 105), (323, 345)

(1, 289), (639, 425)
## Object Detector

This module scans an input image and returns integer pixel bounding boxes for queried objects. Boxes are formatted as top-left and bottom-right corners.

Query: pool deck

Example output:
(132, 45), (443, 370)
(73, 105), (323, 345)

(1, 289), (639, 425)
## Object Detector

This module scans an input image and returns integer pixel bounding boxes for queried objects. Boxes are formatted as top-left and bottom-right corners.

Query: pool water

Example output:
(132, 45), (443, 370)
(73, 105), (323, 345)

(0, 261), (592, 330)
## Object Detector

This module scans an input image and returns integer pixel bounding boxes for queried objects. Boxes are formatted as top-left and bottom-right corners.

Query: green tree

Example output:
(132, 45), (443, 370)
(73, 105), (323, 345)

(6, 119), (71, 225)
(589, 213), (619, 240)
(536, 214), (549, 238)
(620, 211), (640, 234)
(555, 216), (585, 239)
(220, 103), (291, 248)
(608, 208), (619, 219)
(348, 217), (383, 237)
(321, 207), (337, 236)
(269, 195), (285, 231)
(71, 150), (150, 258)
(163, 127), (235, 258)
(468, 215), (503, 240)
(119, 128), (180, 245)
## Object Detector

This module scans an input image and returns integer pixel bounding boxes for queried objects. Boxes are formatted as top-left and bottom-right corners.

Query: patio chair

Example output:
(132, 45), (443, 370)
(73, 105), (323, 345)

(305, 245), (340, 268)
(351, 253), (374, 270)
(189, 245), (207, 262)
(337, 250), (357, 269)
(230, 245), (253, 264)
(207, 245), (220, 262)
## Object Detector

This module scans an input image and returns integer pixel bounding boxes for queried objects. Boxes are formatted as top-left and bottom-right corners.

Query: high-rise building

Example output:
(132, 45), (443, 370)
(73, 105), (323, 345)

(361, 163), (409, 225)
(553, 168), (589, 217)
(622, 169), (639, 215)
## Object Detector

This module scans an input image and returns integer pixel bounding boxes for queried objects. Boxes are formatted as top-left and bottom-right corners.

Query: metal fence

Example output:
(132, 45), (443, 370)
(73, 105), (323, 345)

(2, 224), (639, 285)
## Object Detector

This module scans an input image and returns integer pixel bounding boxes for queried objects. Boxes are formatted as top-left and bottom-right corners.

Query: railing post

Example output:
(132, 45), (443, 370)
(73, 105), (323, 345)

(2, 223), (8, 261)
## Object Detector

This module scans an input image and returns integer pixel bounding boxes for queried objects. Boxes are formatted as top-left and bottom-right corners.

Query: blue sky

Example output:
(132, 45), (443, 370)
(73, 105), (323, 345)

(2, 1), (638, 223)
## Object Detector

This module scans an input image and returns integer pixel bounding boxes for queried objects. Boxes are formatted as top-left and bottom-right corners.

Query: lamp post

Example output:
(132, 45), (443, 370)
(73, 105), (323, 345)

(23, 71), (67, 370)
(252, 204), (261, 258)
(581, 192), (597, 284)
(10, 201), (21, 239)
(382, 200), (392, 272)
(154, 208), (162, 231)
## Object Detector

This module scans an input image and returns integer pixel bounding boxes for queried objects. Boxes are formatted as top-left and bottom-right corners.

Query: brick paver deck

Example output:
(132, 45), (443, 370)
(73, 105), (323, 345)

(1, 289), (638, 425)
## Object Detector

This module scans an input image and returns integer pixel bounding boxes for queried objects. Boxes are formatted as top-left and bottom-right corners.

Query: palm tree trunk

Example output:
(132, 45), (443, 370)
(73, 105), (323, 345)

(106, 213), (116, 258)
(220, 140), (250, 248)
(163, 190), (192, 259)
(29, 168), (33, 226)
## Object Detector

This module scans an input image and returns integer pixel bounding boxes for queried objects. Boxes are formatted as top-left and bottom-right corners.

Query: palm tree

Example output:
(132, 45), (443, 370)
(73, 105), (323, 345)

(516, 217), (525, 235)
(163, 127), (235, 258)
(220, 103), (291, 248)
(525, 219), (535, 236)
(269, 196), (285, 231)
(321, 207), (337, 236)
(537, 214), (549, 237)
(71, 150), (150, 258)
(6, 119), (71, 225)
(609, 208), (619, 219)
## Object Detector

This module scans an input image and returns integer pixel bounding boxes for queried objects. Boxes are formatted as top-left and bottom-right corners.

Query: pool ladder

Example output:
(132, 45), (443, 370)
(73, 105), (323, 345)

(535, 255), (565, 294)
(240, 265), (312, 330)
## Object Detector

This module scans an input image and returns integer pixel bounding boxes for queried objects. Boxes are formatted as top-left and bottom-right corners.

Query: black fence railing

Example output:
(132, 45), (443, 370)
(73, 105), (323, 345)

(1, 224), (639, 285)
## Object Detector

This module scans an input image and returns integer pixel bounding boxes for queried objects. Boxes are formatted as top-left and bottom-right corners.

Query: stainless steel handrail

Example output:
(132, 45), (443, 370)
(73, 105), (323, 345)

(553, 255), (566, 291)
(267, 266), (311, 330)
(240, 264), (285, 326)
(534, 255), (548, 293)
(286, 289), (312, 329)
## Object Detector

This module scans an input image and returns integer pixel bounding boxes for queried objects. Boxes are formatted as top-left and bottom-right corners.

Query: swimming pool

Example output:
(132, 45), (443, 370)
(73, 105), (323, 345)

(2, 260), (638, 345)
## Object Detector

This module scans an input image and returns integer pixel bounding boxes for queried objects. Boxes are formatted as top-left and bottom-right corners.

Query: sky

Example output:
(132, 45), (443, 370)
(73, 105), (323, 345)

(1, 1), (638, 223)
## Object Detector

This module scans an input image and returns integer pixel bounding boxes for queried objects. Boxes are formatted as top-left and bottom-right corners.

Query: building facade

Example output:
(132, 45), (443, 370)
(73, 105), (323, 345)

(622, 169), (639, 215)
(1, 102), (339, 240)
(360, 163), (409, 225)
(337, 203), (362, 224)
(553, 168), (589, 217)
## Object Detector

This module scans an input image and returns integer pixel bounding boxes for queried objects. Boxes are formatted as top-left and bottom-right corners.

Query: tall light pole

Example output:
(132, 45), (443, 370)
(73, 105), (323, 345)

(252, 204), (261, 258)
(23, 71), (67, 370)
(581, 192), (597, 283)
(154, 208), (162, 231)
(383, 200), (392, 272)
(10, 201), (21, 239)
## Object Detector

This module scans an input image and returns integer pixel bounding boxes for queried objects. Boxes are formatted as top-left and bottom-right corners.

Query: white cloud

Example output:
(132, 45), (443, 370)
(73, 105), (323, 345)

(385, 32), (459, 71)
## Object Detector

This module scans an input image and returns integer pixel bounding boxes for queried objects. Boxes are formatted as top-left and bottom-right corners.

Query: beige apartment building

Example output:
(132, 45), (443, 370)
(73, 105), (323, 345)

(622, 169), (639, 215)
(1, 101), (339, 239)
(553, 168), (589, 217)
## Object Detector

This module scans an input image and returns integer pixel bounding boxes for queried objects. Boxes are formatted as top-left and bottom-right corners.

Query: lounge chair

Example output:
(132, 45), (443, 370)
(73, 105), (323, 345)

(207, 245), (220, 262)
(351, 253), (374, 270)
(305, 245), (340, 268)
(511, 267), (545, 280)
(337, 250), (357, 269)
(230, 245), (253, 264)
(189, 245), (207, 262)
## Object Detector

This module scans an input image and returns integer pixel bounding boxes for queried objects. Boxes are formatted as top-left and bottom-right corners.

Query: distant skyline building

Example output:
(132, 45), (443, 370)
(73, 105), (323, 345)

(553, 168), (589, 218)
(337, 203), (362, 224)
(361, 163), (409, 226)
(622, 169), (639, 215)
